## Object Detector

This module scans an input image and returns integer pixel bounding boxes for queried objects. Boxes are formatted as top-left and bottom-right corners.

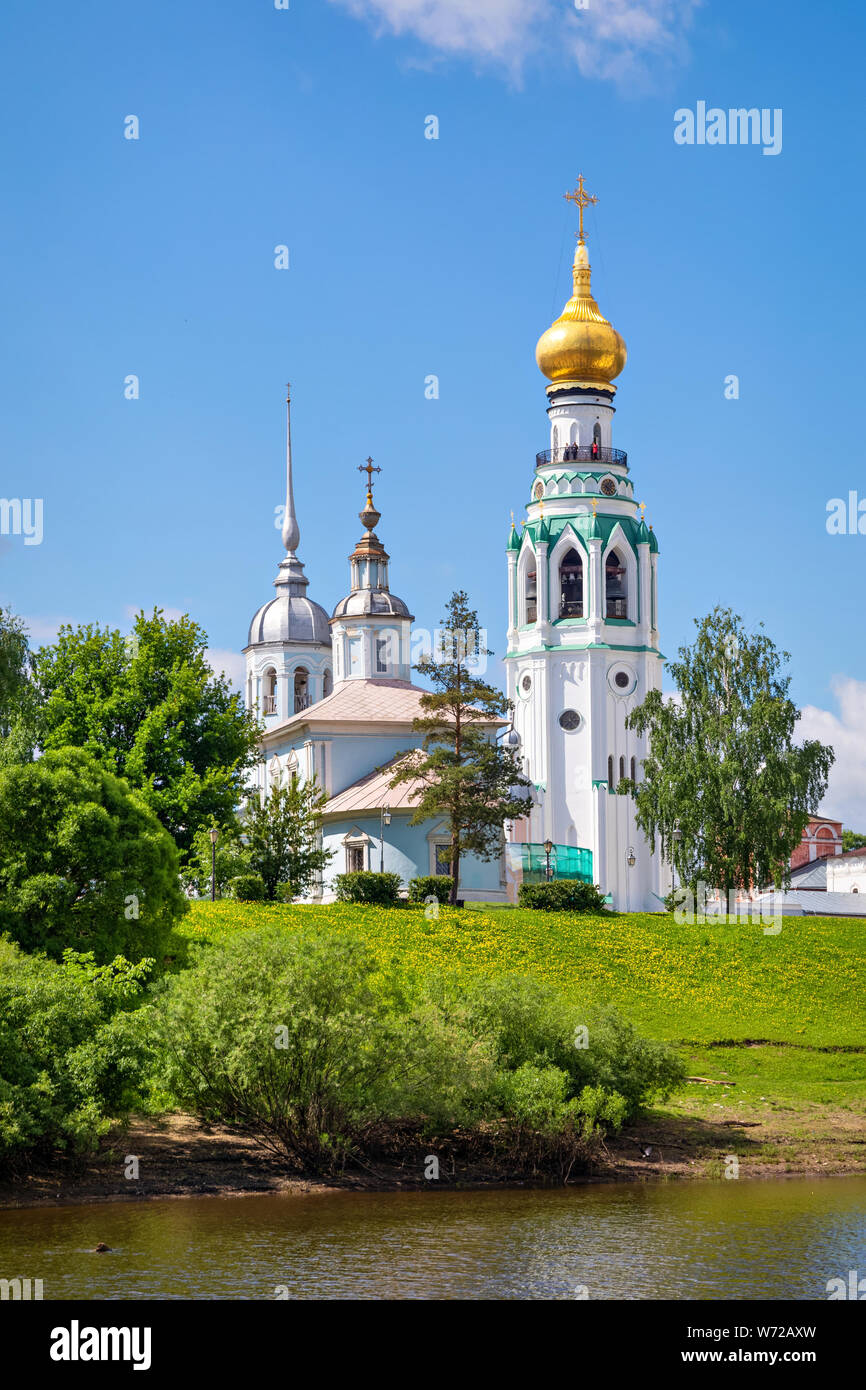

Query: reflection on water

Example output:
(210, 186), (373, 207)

(1, 1177), (863, 1300)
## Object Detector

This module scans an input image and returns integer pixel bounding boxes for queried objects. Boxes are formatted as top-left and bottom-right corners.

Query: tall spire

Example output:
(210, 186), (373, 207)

(281, 383), (300, 556)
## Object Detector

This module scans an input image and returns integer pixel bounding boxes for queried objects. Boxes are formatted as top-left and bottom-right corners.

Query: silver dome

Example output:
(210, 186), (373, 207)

(331, 589), (412, 620)
(247, 553), (331, 649)
(248, 594), (331, 648)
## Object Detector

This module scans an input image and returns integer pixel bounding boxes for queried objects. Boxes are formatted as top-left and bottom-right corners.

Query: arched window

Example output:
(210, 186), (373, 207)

(607, 755), (614, 787)
(619, 755), (625, 784)
(294, 667), (309, 714)
(524, 567), (537, 624)
(323, 669), (333, 697)
(592, 421), (602, 460)
(262, 668), (277, 716)
(630, 756), (636, 783)
(605, 549), (628, 619)
(559, 548), (584, 618)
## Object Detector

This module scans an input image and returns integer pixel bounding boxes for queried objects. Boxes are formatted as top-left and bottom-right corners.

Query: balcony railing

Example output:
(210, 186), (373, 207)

(536, 445), (628, 468)
(606, 598), (628, 619)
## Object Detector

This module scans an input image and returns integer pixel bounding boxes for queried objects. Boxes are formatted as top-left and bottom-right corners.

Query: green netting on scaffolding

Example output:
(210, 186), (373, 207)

(505, 843), (593, 884)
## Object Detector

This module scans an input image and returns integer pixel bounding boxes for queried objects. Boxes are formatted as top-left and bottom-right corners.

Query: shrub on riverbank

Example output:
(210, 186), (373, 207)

(0, 940), (153, 1169)
(152, 925), (684, 1174)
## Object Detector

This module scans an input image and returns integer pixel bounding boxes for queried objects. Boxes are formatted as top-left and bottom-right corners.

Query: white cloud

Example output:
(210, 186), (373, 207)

(123, 603), (186, 624)
(20, 616), (72, 648)
(798, 677), (866, 831)
(328, 0), (699, 85)
(206, 648), (246, 692)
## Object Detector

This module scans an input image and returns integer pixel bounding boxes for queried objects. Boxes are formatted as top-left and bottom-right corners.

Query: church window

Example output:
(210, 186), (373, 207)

(607, 755), (614, 787)
(262, 668), (277, 716)
(525, 569), (537, 624)
(605, 549), (628, 618)
(559, 709), (581, 731)
(559, 548), (584, 618)
(348, 636), (363, 676)
(619, 756), (626, 784)
(520, 673), (532, 696)
(294, 668), (310, 713)
(376, 637), (389, 674)
(346, 844), (365, 873)
(433, 843), (452, 876)
(631, 756), (637, 783)
(323, 669), (333, 697)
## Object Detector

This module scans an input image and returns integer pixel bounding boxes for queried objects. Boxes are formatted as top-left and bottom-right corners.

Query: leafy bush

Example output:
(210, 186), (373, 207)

(408, 875), (454, 904)
(229, 874), (266, 902)
(0, 941), (153, 1168)
(0, 747), (188, 963)
(333, 871), (402, 905)
(464, 974), (685, 1117)
(518, 880), (610, 913)
(275, 882), (297, 903)
(153, 930), (685, 1175)
(152, 927), (488, 1170)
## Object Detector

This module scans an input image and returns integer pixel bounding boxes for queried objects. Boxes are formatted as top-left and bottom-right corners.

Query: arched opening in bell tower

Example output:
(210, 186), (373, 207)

(293, 667), (310, 713)
(263, 667), (277, 715)
(605, 549), (628, 619)
(559, 548), (584, 618)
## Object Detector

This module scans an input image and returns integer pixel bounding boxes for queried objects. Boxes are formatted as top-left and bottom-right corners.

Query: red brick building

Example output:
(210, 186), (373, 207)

(790, 815), (843, 870)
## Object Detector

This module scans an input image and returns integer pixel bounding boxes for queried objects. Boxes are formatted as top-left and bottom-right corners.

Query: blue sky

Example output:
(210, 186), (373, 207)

(1, 0), (865, 824)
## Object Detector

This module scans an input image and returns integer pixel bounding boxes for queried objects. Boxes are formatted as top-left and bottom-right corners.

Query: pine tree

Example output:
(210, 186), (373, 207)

(390, 591), (532, 906)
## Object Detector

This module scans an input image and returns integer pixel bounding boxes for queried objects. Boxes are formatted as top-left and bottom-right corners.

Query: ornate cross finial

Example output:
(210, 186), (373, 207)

(564, 174), (599, 245)
(510, 509), (515, 530)
(358, 456), (381, 504)
(592, 497), (598, 515)
(640, 501), (646, 519)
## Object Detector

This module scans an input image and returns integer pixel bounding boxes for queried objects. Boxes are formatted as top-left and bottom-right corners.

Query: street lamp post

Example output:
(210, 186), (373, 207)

(209, 827), (219, 902)
(543, 838), (554, 882)
(380, 806), (391, 873)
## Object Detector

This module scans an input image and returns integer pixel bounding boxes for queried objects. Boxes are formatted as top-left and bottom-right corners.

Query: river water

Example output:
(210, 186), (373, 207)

(1, 1176), (863, 1300)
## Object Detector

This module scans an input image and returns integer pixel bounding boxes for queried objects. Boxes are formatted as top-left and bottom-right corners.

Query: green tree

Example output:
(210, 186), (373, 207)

(0, 607), (37, 766)
(842, 830), (866, 853)
(390, 590), (532, 906)
(184, 821), (251, 898)
(243, 778), (334, 900)
(626, 607), (834, 895)
(33, 608), (260, 858)
(0, 747), (188, 962)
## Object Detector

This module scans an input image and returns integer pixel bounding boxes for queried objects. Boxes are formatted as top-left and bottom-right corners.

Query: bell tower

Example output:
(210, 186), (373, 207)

(505, 180), (663, 911)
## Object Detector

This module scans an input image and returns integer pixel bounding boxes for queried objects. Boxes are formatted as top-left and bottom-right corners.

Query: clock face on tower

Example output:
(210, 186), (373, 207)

(600, 478), (617, 497)
(533, 480), (544, 501)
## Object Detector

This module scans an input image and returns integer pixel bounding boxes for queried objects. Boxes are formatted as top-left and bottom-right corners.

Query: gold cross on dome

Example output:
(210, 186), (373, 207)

(564, 174), (599, 244)
(358, 456), (381, 503)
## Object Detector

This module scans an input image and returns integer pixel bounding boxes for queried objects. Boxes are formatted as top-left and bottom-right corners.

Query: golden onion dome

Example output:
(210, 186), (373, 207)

(536, 241), (626, 389)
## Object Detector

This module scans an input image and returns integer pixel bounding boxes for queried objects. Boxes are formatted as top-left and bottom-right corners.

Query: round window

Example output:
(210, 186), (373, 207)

(559, 709), (581, 731)
(608, 665), (637, 696)
(520, 673), (532, 696)
(600, 478), (617, 497)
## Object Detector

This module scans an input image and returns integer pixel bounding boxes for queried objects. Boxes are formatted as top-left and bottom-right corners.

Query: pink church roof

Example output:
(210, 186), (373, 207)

(261, 678), (505, 741)
(322, 753), (428, 816)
